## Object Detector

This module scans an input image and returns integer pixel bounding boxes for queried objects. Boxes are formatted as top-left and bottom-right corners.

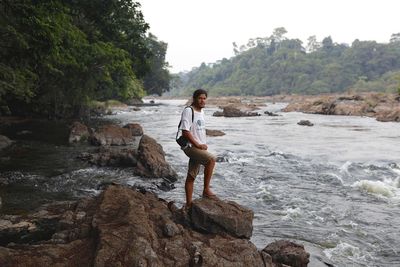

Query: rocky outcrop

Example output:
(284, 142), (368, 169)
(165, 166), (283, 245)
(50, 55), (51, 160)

(0, 185), (309, 267)
(375, 107), (400, 122)
(74, 122), (177, 180)
(213, 106), (261, 117)
(90, 124), (137, 146)
(0, 135), (13, 150)
(283, 93), (400, 122)
(78, 147), (138, 167)
(206, 129), (225, 137)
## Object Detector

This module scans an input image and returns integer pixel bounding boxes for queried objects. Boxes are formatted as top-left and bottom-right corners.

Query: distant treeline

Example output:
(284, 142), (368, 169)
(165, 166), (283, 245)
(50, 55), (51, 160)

(171, 27), (400, 96)
(0, 0), (170, 118)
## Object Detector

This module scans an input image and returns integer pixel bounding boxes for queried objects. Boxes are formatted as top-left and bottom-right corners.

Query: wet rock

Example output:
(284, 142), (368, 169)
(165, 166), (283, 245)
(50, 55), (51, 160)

(69, 121), (91, 143)
(206, 129), (225, 137)
(0, 135), (13, 150)
(0, 185), (309, 267)
(264, 111), (280, 116)
(91, 185), (264, 267)
(78, 126), (177, 180)
(262, 240), (310, 267)
(89, 124), (136, 146)
(213, 106), (261, 117)
(297, 120), (314, 126)
(190, 197), (254, 239)
(136, 134), (178, 181)
(123, 123), (143, 136)
(78, 147), (138, 167)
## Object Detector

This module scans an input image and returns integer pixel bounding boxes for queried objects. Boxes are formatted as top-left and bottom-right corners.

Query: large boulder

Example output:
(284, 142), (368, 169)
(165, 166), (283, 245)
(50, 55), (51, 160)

(190, 197), (254, 239)
(136, 134), (177, 181)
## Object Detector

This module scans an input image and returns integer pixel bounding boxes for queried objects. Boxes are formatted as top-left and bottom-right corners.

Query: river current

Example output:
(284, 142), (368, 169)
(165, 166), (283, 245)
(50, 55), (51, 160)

(1, 99), (400, 266)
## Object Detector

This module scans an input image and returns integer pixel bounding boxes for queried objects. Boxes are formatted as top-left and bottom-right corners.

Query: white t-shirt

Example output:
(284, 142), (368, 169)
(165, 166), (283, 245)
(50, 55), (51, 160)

(179, 107), (207, 145)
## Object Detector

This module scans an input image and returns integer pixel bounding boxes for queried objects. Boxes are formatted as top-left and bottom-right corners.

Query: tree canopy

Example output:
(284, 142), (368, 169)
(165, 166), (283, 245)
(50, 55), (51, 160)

(171, 28), (400, 97)
(0, 0), (170, 118)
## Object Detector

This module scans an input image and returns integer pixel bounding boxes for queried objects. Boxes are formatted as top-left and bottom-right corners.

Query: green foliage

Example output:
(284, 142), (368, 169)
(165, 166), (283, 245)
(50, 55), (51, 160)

(0, 0), (169, 118)
(174, 28), (400, 96)
(142, 34), (170, 95)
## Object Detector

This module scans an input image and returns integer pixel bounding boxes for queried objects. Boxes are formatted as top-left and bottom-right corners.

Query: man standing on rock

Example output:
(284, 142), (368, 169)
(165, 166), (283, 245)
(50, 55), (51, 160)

(178, 89), (217, 208)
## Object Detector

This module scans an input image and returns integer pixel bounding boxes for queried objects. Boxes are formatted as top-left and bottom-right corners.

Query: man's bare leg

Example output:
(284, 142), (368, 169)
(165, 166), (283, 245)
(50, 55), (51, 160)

(185, 175), (195, 208)
(203, 158), (216, 197)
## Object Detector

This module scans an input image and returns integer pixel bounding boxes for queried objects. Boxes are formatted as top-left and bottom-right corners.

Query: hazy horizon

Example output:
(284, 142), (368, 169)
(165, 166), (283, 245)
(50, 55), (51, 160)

(139, 0), (400, 73)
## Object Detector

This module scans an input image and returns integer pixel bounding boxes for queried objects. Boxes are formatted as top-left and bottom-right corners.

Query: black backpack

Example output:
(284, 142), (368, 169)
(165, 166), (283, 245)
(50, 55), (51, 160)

(176, 106), (194, 147)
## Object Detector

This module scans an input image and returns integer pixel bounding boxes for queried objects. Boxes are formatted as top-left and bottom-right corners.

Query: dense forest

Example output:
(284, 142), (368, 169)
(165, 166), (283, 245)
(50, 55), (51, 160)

(0, 0), (170, 118)
(171, 27), (400, 97)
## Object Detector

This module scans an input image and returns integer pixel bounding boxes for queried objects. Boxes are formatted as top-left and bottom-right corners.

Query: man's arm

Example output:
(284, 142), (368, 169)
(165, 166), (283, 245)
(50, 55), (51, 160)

(182, 130), (208, 150)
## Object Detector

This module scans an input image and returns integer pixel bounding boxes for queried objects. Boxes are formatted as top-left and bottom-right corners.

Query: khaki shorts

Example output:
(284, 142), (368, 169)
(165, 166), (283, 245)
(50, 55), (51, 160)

(183, 146), (216, 179)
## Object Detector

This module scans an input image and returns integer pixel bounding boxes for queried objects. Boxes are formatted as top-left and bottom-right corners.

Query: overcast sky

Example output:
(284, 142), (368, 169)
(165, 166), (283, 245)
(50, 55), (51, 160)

(139, 0), (399, 73)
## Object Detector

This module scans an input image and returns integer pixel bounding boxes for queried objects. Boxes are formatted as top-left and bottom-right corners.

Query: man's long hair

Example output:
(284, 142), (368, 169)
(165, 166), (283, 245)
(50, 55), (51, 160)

(191, 89), (207, 105)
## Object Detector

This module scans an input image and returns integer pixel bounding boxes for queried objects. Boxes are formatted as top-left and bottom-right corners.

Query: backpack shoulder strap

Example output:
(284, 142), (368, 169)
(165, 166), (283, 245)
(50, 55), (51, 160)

(189, 106), (194, 123)
(178, 106), (194, 128)
(176, 106), (194, 141)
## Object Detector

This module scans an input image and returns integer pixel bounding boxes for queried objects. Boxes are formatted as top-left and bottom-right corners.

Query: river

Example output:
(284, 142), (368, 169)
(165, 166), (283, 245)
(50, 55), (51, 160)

(1, 99), (399, 266)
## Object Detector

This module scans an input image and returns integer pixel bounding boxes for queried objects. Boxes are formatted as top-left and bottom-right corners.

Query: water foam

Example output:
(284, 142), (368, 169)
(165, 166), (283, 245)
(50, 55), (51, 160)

(282, 207), (302, 221)
(352, 177), (400, 199)
(323, 242), (375, 264)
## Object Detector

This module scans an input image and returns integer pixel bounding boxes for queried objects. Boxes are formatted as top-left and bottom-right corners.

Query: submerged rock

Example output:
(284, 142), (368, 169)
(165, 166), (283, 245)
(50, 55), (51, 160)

(206, 129), (225, 137)
(264, 111), (280, 116)
(297, 120), (314, 126)
(0, 135), (13, 151)
(0, 185), (309, 267)
(262, 240), (310, 267)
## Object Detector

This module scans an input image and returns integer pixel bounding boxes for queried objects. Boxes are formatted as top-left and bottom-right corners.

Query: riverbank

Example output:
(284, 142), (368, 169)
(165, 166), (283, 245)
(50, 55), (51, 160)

(282, 92), (400, 122)
(151, 92), (400, 122)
